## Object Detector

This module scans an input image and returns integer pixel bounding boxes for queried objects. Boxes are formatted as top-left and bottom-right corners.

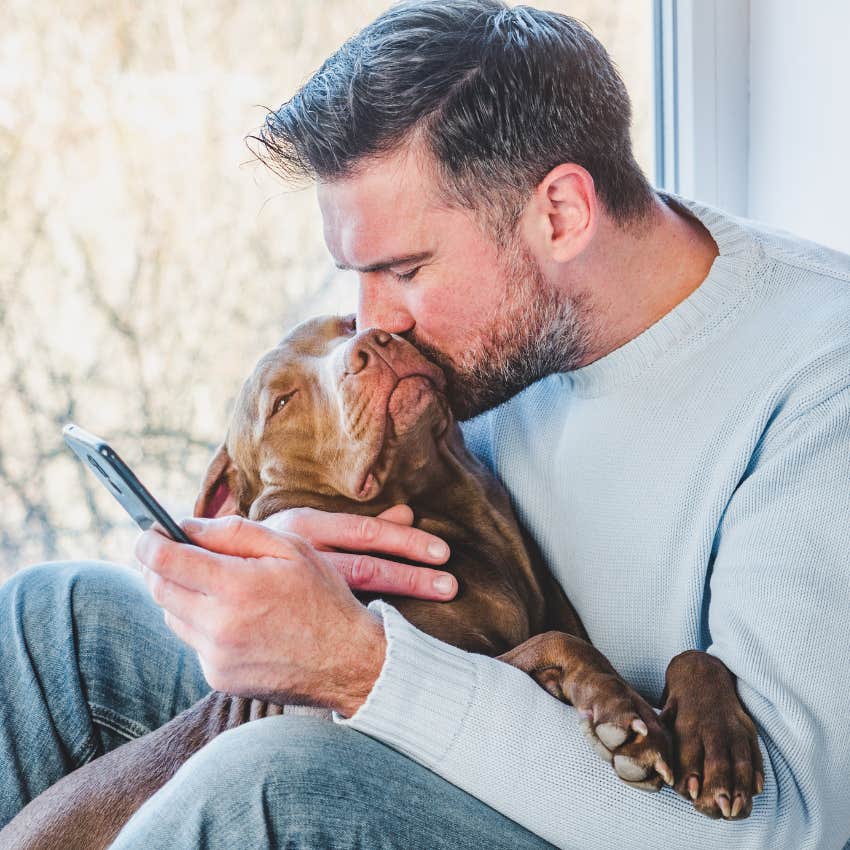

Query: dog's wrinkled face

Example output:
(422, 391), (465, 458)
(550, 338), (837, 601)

(195, 314), (450, 520)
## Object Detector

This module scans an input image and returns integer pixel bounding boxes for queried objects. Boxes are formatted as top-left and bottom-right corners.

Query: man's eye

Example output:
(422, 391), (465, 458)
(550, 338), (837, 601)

(390, 266), (420, 282)
(272, 391), (297, 416)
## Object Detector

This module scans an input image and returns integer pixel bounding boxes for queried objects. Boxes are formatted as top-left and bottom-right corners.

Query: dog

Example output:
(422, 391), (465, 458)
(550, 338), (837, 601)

(1, 316), (763, 849)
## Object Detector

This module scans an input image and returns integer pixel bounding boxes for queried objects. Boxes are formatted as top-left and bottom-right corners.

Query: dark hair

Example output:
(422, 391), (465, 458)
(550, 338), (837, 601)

(249, 0), (654, 237)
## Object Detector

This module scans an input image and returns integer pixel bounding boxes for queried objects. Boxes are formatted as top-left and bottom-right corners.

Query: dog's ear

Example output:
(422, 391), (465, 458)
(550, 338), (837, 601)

(194, 443), (243, 518)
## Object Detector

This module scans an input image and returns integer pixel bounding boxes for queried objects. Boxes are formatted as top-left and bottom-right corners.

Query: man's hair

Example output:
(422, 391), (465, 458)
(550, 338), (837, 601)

(249, 0), (654, 238)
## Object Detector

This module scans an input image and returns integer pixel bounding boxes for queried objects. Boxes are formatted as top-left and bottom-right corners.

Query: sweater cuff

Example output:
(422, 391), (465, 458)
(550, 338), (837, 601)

(333, 600), (479, 768)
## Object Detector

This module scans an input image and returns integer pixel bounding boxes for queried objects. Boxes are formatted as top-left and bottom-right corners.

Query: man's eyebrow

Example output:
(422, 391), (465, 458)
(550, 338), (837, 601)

(333, 251), (433, 273)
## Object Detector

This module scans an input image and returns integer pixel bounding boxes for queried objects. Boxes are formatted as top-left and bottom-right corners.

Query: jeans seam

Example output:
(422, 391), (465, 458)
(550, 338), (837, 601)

(74, 736), (100, 768)
(89, 702), (151, 742)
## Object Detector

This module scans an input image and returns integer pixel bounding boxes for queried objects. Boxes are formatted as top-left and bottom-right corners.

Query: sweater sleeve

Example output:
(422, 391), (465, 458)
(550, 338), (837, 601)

(334, 386), (850, 850)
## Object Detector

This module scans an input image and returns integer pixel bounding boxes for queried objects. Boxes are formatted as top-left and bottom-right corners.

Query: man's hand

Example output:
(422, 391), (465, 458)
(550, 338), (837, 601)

(135, 516), (389, 717)
(263, 504), (457, 601)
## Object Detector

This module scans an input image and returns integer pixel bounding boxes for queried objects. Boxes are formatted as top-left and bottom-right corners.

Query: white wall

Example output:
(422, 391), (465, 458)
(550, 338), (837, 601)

(748, 0), (850, 253)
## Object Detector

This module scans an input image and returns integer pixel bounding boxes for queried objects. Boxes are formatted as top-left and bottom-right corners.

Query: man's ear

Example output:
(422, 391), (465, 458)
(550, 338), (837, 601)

(522, 163), (598, 263)
(193, 443), (244, 518)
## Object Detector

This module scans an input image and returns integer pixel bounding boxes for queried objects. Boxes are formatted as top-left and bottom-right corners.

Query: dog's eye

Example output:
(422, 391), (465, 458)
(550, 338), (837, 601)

(272, 391), (297, 416)
(342, 315), (357, 335)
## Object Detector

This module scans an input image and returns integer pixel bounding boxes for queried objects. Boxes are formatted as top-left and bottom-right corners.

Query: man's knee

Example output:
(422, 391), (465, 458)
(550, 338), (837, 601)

(174, 715), (355, 793)
(158, 714), (391, 818)
(113, 717), (416, 848)
(0, 560), (145, 628)
(114, 717), (549, 849)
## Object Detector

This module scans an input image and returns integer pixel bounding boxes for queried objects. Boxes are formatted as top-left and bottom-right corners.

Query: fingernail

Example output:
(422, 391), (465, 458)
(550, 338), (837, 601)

(427, 541), (449, 560)
(432, 574), (455, 595)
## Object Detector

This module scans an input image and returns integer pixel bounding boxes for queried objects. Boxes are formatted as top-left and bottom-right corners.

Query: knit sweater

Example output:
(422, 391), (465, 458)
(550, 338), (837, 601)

(335, 194), (850, 850)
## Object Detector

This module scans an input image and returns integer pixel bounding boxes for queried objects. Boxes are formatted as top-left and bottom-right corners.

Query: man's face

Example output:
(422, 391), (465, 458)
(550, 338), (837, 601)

(317, 147), (592, 420)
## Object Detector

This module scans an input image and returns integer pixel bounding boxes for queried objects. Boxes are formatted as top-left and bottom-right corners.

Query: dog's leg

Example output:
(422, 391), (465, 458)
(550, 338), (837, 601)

(660, 650), (764, 820)
(498, 631), (674, 792)
(0, 691), (283, 850)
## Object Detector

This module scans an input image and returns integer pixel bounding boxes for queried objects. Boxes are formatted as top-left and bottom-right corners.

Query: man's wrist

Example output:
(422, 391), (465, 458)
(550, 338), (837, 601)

(334, 609), (387, 718)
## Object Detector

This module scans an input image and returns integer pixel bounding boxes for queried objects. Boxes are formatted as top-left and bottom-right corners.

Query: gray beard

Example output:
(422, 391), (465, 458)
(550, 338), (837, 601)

(405, 246), (593, 421)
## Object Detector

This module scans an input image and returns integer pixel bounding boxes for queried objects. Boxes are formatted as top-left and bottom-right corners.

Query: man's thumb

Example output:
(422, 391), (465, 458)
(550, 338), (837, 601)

(180, 516), (299, 559)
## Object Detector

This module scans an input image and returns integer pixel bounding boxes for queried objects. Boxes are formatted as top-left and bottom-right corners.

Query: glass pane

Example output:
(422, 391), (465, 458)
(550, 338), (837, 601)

(0, 2), (657, 576)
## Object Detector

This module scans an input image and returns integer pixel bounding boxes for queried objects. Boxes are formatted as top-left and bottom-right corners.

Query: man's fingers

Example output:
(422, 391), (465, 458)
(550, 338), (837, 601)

(140, 562), (208, 625)
(269, 506), (451, 565)
(325, 551), (458, 600)
(135, 529), (230, 593)
(376, 504), (414, 525)
(177, 516), (312, 561)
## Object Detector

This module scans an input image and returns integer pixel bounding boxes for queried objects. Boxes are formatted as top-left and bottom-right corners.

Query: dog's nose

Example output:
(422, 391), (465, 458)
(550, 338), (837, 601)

(345, 328), (392, 375)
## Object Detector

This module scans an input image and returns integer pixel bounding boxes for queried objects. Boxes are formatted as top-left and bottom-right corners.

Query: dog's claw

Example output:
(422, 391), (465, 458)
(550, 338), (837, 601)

(655, 758), (674, 786)
(716, 792), (732, 819)
(731, 793), (746, 818)
(687, 775), (700, 800)
(755, 771), (764, 795)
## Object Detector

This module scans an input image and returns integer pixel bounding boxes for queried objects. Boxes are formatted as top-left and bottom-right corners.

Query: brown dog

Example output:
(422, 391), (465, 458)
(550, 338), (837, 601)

(1, 316), (762, 849)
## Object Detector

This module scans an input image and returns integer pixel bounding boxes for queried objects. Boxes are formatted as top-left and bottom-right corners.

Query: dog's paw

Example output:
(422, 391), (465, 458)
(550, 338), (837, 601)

(573, 674), (674, 791)
(663, 698), (764, 819)
(661, 651), (765, 820)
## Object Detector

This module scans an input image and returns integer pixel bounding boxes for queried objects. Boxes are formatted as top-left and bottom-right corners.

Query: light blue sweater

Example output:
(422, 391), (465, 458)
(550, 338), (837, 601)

(336, 195), (850, 849)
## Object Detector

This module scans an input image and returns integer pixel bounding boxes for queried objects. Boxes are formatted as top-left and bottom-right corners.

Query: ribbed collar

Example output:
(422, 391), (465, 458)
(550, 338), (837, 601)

(564, 192), (765, 398)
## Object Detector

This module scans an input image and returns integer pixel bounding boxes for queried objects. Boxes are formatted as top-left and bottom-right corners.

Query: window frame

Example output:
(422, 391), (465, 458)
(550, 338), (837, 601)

(653, 0), (750, 216)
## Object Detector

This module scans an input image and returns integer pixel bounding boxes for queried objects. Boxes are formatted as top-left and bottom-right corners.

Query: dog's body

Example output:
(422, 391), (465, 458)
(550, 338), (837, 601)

(2, 316), (762, 849)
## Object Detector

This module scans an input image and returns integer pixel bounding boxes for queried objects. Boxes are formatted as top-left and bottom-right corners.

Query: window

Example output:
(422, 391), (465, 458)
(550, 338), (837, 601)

(0, 2), (658, 575)
(654, 0), (749, 214)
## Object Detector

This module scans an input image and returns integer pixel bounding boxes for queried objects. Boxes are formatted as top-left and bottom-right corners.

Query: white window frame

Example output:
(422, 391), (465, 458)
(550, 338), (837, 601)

(654, 0), (750, 216)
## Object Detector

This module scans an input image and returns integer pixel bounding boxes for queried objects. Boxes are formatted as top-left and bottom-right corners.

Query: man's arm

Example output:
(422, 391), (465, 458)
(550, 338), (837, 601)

(335, 386), (850, 849)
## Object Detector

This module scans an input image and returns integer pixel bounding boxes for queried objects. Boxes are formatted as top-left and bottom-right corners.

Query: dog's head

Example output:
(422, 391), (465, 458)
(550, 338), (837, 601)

(195, 314), (453, 520)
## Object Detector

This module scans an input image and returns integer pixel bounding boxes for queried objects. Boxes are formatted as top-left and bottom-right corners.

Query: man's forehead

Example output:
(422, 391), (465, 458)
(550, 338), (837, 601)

(316, 149), (447, 266)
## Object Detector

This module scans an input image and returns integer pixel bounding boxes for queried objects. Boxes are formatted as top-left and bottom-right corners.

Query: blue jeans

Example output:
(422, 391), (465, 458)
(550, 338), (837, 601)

(0, 561), (554, 849)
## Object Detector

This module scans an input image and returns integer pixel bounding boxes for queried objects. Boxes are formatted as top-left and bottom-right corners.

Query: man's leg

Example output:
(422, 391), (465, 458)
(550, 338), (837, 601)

(0, 560), (211, 826)
(108, 715), (555, 850)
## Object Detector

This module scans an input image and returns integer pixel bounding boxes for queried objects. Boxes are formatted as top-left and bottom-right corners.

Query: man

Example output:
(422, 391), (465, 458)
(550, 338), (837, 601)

(2, 1), (848, 847)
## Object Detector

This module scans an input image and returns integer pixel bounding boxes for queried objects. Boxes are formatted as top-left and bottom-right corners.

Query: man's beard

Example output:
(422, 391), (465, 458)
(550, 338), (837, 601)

(405, 241), (593, 421)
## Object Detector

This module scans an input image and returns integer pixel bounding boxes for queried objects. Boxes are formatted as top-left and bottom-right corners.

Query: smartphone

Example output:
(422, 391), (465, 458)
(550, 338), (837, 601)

(62, 423), (192, 544)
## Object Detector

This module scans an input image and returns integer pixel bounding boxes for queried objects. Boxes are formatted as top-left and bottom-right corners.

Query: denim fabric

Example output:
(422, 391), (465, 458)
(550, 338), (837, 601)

(108, 715), (555, 849)
(0, 560), (211, 823)
(1, 561), (554, 849)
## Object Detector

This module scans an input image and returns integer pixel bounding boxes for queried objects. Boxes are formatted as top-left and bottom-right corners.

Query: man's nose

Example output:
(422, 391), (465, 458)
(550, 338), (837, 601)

(356, 276), (414, 336)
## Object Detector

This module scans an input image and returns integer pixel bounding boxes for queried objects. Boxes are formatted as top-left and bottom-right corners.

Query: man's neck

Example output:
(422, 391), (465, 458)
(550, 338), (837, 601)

(568, 194), (719, 368)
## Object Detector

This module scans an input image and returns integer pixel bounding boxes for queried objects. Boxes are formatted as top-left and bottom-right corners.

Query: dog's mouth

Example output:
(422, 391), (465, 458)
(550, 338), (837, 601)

(355, 373), (448, 500)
